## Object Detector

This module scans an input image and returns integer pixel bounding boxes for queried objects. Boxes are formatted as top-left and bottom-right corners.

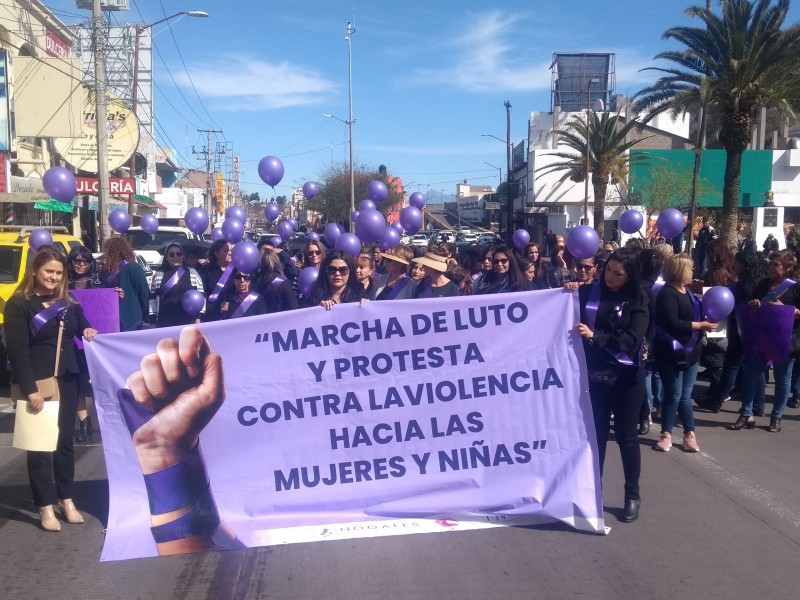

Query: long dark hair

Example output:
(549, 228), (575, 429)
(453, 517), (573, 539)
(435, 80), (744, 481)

(160, 242), (185, 272)
(523, 242), (542, 274)
(67, 245), (96, 282)
(491, 245), (525, 290)
(734, 250), (767, 303)
(309, 250), (362, 304)
(602, 248), (641, 299)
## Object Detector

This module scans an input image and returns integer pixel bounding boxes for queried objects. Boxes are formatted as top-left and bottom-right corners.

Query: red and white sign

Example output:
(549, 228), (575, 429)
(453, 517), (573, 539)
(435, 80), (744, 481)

(45, 29), (70, 59)
(0, 151), (8, 194)
(76, 177), (135, 195)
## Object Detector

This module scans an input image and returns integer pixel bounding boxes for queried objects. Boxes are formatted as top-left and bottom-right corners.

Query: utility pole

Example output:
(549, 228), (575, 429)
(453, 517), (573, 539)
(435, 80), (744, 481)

(346, 21), (356, 233)
(93, 0), (110, 246)
(504, 100), (513, 244)
(196, 128), (222, 222)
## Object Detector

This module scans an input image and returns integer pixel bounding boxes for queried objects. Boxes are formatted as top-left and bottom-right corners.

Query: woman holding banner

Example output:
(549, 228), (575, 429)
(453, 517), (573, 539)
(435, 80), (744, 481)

(654, 254), (717, 453)
(218, 270), (268, 320)
(730, 250), (800, 432)
(99, 238), (149, 332)
(572, 248), (649, 523)
(370, 247), (417, 301)
(149, 242), (205, 327)
(4, 247), (97, 531)
(253, 249), (299, 313)
(306, 250), (364, 308)
(474, 246), (525, 295)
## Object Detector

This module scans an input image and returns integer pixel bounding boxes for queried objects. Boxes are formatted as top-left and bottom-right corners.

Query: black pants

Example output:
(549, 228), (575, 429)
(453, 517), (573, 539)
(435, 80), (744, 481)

(27, 372), (80, 508)
(589, 367), (644, 501)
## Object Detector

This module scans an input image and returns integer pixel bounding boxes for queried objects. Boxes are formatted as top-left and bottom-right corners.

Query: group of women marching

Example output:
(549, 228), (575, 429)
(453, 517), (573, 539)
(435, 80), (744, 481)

(5, 228), (798, 531)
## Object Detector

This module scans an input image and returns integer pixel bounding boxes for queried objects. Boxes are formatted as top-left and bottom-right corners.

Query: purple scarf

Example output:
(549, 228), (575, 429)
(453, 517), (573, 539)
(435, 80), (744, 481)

(657, 287), (702, 356)
(768, 278), (796, 300)
(385, 275), (411, 300)
(584, 283), (636, 366)
(161, 267), (186, 297)
(104, 260), (129, 287)
(231, 292), (260, 319)
(262, 276), (285, 295)
(30, 299), (69, 337)
(208, 264), (234, 304)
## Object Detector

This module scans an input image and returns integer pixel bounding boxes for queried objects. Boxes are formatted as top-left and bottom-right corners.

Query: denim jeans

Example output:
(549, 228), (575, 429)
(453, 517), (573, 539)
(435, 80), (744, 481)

(658, 361), (699, 435)
(740, 358), (794, 419)
(791, 359), (800, 396)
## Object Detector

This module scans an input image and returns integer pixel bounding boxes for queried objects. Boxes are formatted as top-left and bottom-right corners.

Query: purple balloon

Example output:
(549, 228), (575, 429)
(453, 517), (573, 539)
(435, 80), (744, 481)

(512, 229), (531, 251)
(270, 236), (282, 247)
(355, 208), (386, 244)
(379, 226), (401, 251)
(297, 267), (319, 297)
(302, 181), (319, 200)
(703, 286), (735, 322)
(221, 218), (244, 244)
(566, 225), (600, 260)
(109, 209), (131, 234)
(619, 209), (644, 234)
(351, 210), (360, 223)
(277, 221), (294, 241)
(359, 199), (376, 212)
(181, 289), (206, 316)
(258, 156), (284, 187)
(366, 180), (389, 203)
(335, 232), (362, 258)
(399, 206), (423, 234)
(141, 214), (159, 235)
(264, 203), (281, 222)
(391, 222), (404, 233)
(210, 226), (224, 242)
(28, 229), (53, 251)
(185, 207), (209, 235)
(287, 218), (298, 230)
(324, 223), (343, 247)
(231, 241), (260, 274)
(657, 208), (685, 239)
(408, 192), (426, 210)
(42, 166), (76, 203)
(225, 206), (246, 223)
(307, 232), (320, 242)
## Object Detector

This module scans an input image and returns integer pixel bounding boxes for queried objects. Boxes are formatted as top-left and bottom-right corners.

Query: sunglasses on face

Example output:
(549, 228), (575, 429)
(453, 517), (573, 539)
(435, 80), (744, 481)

(167, 252), (183, 258)
(307, 250), (321, 256)
(493, 258), (509, 265)
(327, 266), (349, 276)
(72, 259), (90, 264)
(234, 274), (251, 281)
(576, 264), (595, 271)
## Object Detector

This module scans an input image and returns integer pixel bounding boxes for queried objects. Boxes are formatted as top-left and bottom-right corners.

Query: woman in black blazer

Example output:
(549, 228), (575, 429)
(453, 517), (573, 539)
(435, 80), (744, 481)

(4, 247), (97, 531)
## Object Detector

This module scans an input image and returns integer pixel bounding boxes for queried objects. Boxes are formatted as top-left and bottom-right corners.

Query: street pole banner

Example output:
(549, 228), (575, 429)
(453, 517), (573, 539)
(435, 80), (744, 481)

(84, 289), (604, 561)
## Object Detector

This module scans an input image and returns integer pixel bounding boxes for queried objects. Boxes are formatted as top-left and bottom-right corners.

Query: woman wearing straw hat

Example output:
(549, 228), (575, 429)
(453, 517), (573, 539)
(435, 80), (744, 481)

(413, 246), (460, 298)
(370, 246), (417, 301)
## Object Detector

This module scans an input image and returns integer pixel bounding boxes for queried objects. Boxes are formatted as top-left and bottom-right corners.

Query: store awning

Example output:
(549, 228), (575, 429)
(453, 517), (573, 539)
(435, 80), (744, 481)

(34, 200), (74, 213)
(134, 194), (166, 210)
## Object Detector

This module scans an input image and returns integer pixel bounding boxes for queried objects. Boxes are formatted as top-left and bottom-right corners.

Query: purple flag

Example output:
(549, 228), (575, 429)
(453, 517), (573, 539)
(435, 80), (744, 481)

(84, 289), (605, 561)
(70, 289), (120, 349)
(736, 303), (795, 363)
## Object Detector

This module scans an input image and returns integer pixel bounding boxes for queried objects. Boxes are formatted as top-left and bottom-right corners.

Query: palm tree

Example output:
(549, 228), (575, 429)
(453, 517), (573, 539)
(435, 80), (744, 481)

(536, 110), (650, 239)
(633, 0), (800, 246)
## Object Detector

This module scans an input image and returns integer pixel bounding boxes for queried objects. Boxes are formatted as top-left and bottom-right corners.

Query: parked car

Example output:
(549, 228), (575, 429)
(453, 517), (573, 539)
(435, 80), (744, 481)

(124, 226), (206, 270)
(410, 234), (429, 247)
(461, 233), (479, 243)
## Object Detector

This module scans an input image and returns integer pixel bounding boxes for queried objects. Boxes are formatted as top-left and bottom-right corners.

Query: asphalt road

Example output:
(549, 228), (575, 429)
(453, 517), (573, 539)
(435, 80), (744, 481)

(2, 378), (799, 600)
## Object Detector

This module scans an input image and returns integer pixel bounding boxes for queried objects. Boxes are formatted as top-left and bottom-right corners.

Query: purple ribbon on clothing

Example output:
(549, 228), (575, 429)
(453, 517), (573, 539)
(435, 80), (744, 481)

(104, 260), (129, 287)
(657, 288), (702, 356)
(208, 264), (234, 304)
(231, 292), (260, 319)
(584, 283), (636, 366)
(161, 267), (186, 297)
(262, 276), (285, 295)
(385, 275), (411, 300)
(767, 278), (796, 300)
(30, 299), (69, 337)
(650, 275), (665, 299)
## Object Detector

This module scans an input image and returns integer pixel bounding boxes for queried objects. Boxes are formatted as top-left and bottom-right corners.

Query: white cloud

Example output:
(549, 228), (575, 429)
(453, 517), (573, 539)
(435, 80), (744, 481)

(411, 10), (553, 94)
(174, 54), (338, 110)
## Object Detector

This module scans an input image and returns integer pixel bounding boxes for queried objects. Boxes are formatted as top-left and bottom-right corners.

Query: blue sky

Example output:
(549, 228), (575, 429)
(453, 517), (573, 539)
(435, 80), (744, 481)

(45, 0), (800, 203)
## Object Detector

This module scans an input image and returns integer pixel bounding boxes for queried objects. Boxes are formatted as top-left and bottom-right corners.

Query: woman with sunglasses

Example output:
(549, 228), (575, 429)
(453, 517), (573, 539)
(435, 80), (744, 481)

(305, 250), (364, 309)
(218, 270), (268, 320)
(474, 246), (525, 295)
(66, 247), (98, 290)
(253, 248), (299, 312)
(304, 240), (325, 270)
(98, 238), (149, 332)
(149, 242), (205, 327)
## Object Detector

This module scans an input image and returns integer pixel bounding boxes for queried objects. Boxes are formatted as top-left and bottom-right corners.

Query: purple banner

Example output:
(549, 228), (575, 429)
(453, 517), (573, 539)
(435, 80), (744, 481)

(71, 289), (120, 349)
(84, 289), (604, 561)
(736, 303), (796, 363)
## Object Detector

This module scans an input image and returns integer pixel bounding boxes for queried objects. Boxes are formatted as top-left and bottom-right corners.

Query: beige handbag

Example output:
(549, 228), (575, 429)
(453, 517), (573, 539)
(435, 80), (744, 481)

(10, 320), (64, 406)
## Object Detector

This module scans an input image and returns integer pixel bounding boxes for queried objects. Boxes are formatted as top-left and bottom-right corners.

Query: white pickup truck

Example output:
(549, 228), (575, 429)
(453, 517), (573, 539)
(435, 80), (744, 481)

(124, 226), (206, 269)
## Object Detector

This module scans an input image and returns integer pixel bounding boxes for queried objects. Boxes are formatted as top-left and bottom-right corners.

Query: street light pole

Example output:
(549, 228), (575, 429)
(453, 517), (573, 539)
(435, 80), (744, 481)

(129, 11), (208, 217)
(584, 77), (599, 227)
(93, 0), (110, 247)
(478, 160), (502, 189)
(346, 21), (355, 233)
(504, 100), (512, 243)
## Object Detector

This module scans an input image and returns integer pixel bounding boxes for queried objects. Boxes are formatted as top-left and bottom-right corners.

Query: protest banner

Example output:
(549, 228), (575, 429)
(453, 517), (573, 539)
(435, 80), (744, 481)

(736, 303), (795, 363)
(84, 289), (605, 561)
(71, 288), (120, 349)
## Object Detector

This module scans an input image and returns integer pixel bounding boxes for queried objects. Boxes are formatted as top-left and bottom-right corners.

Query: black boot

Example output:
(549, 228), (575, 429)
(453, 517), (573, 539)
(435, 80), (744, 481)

(787, 394), (800, 409)
(622, 498), (641, 523)
(637, 419), (650, 435)
(75, 416), (93, 443)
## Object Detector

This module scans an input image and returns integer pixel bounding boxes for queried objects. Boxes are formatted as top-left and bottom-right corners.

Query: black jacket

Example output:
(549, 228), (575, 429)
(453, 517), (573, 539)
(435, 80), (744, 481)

(654, 285), (702, 365)
(218, 291), (269, 320)
(4, 295), (92, 397)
